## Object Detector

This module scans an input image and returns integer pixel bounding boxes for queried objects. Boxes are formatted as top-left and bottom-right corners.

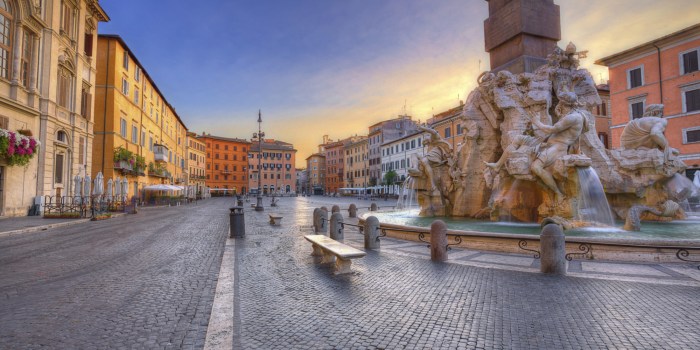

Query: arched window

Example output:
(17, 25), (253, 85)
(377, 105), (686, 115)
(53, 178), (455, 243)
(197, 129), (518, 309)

(57, 130), (68, 143)
(0, 0), (13, 79)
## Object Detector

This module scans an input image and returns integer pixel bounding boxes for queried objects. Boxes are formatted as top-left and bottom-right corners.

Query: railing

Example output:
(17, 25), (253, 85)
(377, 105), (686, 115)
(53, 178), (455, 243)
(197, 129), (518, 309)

(43, 195), (128, 219)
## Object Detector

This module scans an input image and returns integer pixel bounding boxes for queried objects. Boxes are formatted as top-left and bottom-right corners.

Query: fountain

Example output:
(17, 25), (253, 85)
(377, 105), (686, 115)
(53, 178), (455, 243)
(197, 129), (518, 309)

(362, 42), (700, 263)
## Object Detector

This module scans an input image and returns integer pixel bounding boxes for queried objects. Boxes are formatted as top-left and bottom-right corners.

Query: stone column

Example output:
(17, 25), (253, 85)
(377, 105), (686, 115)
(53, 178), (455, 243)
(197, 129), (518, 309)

(331, 205), (340, 213)
(312, 208), (321, 233)
(319, 208), (328, 235)
(540, 223), (566, 274)
(10, 24), (23, 85)
(430, 220), (448, 262)
(364, 216), (380, 250)
(29, 34), (39, 93)
(330, 212), (344, 242)
(370, 203), (377, 211)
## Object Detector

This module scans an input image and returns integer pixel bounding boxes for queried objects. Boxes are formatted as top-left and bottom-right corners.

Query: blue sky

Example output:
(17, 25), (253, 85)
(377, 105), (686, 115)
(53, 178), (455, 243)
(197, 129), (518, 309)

(100, 0), (700, 160)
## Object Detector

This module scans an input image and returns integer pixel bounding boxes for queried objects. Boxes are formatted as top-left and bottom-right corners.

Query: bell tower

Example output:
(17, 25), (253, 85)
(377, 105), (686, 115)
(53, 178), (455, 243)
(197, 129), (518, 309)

(483, 0), (561, 74)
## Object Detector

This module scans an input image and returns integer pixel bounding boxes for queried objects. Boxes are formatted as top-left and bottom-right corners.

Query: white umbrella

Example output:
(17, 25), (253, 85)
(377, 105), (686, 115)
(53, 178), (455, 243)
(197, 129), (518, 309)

(84, 175), (92, 197)
(107, 179), (113, 200)
(694, 171), (700, 188)
(121, 178), (129, 200)
(115, 176), (121, 198)
(74, 175), (82, 199)
(94, 172), (104, 196)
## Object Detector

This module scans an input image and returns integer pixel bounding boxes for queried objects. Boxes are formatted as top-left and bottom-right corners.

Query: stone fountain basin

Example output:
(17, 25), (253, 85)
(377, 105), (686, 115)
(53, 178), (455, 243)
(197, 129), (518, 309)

(360, 210), (700, 263)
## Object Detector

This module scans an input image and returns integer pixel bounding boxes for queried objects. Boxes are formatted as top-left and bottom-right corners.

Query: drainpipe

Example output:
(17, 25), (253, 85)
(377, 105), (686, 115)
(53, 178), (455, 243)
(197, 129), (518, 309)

(653, 43), (663, 104)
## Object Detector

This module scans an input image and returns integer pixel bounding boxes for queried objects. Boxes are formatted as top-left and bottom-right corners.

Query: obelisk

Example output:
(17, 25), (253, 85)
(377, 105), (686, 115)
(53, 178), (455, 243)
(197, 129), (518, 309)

(484, 0), (561, 74)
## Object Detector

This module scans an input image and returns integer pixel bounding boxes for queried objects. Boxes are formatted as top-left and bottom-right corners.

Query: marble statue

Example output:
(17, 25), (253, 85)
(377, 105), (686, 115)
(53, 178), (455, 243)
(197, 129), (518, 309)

(407, 43), (694, 229)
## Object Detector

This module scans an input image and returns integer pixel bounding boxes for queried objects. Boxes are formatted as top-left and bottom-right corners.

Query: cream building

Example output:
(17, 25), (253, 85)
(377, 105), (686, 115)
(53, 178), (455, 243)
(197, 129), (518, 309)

(0, 0), (108, 216)
(344, 137), (368, 191)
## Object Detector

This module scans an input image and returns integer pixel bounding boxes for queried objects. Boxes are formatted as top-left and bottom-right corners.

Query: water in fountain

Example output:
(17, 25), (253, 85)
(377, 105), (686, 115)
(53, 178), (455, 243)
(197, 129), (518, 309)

(576, 167), (615, 226)
(396, 177), (417, 210)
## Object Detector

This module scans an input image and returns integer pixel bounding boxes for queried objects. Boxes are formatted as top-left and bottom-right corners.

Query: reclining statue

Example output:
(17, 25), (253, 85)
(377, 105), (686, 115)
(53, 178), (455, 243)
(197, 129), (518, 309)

(620, 104), (678, 160)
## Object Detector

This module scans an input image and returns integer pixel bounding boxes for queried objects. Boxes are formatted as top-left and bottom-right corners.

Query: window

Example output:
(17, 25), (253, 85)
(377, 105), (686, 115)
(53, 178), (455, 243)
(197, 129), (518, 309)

(80, 85), (92, 119)
(57, 66), (73, 108)
(683, 88), (700, 113)
(456, 124), (463, 135)
(684, 127), (700, 144)
(60, 1), (74, 38)
(140, 128), (146, 146)
(20, 31), (33, 87)
(601, 102), (607, 116)
(78, 136), (85, 165)
(134, 88), (139, 105)
(54, 153), (64, 184)
(83, 32), (93, 57)
(120, 118), (127, 138)
(0, 0), (13, 79)
(122, 50), (129, 70)
(121, 77), (129, 95)
(598, 132), (608, 149)
(131, 125), (138, 143)
(149, 135), (153, 151)
(57, 130), (67, 143)
(628, 67), (643, 89)
(681, 49), (699, 75)
(630, 101), (644, 119)
(134, 67), (141, 82)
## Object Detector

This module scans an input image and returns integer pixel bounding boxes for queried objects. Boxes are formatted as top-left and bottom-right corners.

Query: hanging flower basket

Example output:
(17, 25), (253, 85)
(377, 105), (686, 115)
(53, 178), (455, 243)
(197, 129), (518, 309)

(0, 128), (41, 166)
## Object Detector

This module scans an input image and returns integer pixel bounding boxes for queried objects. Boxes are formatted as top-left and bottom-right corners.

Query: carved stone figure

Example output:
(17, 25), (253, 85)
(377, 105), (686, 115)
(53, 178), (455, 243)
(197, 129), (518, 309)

(620, 104), (678, 160)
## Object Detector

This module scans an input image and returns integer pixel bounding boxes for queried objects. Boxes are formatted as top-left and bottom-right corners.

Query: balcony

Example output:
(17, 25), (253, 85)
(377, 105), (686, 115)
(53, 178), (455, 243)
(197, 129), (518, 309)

(221, 170), (232, 174)
(153, 143), (169, 163)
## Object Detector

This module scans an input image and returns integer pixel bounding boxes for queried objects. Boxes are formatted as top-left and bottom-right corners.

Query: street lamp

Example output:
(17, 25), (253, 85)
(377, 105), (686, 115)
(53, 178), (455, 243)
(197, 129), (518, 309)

(254, 110), (265, 211)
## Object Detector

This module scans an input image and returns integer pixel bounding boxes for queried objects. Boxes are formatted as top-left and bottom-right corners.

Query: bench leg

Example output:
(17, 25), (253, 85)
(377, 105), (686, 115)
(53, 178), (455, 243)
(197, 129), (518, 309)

(334, 258), (352, 275)
(311, 244), (324, 257)
(321, 251), (336, 264)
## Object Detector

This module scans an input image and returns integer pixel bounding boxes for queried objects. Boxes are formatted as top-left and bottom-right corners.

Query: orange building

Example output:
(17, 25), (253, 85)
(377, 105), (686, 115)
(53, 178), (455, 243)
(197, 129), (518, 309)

(199, 134), (250, 195)
(322, 138), (345, 195)
(427, 103), (465, 150)
(596, 23), (700, 177)
(248, 139), (297, 195)
(94, 35), (189, 199)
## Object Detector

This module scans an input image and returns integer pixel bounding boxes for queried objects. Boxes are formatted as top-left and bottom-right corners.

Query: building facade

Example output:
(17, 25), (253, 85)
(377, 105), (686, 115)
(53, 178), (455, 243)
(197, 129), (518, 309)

(344, 137), (368, 190)
(187, 131), (205, 196)
(380, 131), (426, 194)
(596, 23), (700, 178)
(427, 104), (465, 150)
(295, 168), (307, 194)
(592, 84), (612, 149)
(199, 134), (249, 195)
(322, 138), (345, 195)
(94, 35), (188, 200)
(367, 115), (418, 188)
(248, 138), (296, 195)
(0, 0), (108, 217)
(306, 153), (325, 195)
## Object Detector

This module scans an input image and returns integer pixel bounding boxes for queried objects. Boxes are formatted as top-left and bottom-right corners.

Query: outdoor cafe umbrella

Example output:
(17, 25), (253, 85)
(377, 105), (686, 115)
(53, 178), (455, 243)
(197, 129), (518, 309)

(84, 175), (91, 198)
(74, 175), (82, 199)
(121, 178), (129, 200)
(694, 171), (700, 189)
(107, 179), (113, 200)
(94, 172), (104, 196)
(115, 176), (121, 198)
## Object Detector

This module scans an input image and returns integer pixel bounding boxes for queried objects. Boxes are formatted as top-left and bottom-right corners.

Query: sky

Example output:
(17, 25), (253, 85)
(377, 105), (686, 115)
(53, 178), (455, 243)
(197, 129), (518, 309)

(99, 0), (700, 161)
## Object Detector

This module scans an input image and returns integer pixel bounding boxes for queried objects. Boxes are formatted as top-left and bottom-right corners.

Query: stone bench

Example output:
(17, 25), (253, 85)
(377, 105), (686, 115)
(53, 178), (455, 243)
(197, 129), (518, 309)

(269, 214), (283, 226)
(304, 235), (366, 274)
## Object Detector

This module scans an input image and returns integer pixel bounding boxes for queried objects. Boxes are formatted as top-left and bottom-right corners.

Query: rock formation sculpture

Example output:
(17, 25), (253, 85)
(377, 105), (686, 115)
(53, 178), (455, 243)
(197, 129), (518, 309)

(407, 43), (694, 228)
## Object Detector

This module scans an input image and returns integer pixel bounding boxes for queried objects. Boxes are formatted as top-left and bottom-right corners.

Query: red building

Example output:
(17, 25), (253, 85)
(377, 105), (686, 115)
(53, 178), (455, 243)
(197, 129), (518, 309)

(596, 23), (700, 177)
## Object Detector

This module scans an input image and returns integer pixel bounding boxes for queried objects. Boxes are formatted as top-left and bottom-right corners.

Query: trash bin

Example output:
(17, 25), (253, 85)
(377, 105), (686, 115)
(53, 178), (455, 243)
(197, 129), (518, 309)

(229, 206), (245, 238)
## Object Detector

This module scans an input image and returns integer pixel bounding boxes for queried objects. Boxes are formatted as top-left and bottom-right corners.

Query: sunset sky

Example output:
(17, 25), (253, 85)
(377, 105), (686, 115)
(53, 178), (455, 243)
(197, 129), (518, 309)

(100, 0), (700, 161)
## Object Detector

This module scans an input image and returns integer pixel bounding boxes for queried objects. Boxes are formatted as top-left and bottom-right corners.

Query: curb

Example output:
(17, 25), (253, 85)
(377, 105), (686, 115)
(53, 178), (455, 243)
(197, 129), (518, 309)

(0, 212), (128, 237)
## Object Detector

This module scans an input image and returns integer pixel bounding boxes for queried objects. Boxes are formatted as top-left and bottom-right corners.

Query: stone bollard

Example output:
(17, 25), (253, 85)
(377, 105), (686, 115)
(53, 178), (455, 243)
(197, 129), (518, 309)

(364, 216), (380, 250)
(330, 212), (344, 242)
(370, 203), (377, 211)
(348, 204), (357, 218)
(540, 224), (567, 275)
(430, 220), (448, 262)
(319, 208), (328, 235)
(331, 205), (340, 213)
(313, 208), (323, 234)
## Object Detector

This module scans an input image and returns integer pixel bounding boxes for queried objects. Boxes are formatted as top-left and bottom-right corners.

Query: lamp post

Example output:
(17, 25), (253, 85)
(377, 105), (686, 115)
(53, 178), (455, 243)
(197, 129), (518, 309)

(254, 110), (265, 211)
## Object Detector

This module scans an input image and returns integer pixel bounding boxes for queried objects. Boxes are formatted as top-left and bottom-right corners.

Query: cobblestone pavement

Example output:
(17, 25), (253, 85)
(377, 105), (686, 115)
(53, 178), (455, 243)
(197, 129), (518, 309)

(235, 196), (700, 349)
(0, 199), (230, 349)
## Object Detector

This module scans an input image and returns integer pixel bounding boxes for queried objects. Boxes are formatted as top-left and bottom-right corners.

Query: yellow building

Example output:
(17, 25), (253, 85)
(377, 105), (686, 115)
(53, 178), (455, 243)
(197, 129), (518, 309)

(344, 137), (369, 190)
(0, 0), (108, 216)
(93, 35), (188, 199)
(305, 153), (325, 195)
(187, 131), (206, 197)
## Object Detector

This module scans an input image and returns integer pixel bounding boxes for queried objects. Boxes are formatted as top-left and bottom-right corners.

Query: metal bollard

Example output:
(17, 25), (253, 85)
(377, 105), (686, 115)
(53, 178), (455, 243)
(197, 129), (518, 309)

(370, 203), (377, 211)
(430, 220), (448, 262)
(331, 205), (340, 214)
(540, 224), (566, 275)
(364, 216), (380, 250)
(348, 204), (357, 218)
(330, 212), (344, 242)
(229, 206), (245, 238)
